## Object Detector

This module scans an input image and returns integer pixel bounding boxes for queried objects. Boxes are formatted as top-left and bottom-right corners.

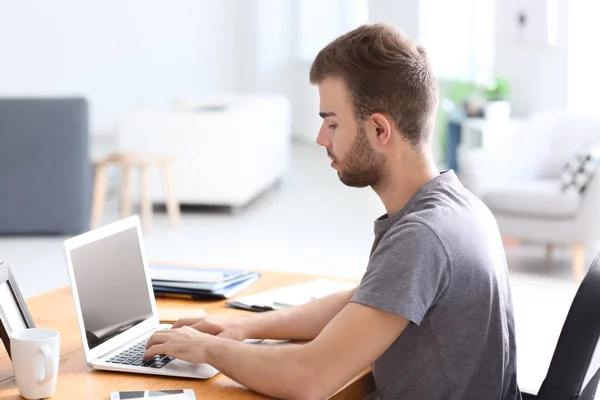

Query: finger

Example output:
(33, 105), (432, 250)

(143, 343), (171, 360)
(180, 326), (197, 333)
(191, 321), (221, 335)
(216, 332), (237, 339)
(172, 318), (201, 329)
(145, 331), (171, 349)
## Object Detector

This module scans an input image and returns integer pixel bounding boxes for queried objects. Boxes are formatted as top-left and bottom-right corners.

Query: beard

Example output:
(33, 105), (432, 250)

(330, 123), (387, 189)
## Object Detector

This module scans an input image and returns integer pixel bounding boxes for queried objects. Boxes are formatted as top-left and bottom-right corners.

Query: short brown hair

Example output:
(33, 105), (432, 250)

(310, 23), (438, 145)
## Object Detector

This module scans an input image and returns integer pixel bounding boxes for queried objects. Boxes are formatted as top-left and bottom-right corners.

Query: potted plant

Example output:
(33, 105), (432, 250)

(483, 76), (511, 121)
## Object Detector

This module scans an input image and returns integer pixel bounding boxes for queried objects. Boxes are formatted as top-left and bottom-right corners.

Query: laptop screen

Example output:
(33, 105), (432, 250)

(69, 226), (153, 350)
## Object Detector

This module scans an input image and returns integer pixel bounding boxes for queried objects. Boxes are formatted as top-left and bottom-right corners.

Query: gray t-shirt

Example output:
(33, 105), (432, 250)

(351, 171), (520, 400)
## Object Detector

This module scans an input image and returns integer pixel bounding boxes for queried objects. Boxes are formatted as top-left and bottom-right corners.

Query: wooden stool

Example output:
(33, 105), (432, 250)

(90, 152), (181, 234)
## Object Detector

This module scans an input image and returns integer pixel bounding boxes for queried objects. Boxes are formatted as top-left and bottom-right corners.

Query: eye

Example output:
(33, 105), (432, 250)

(328, 124), (338, 130)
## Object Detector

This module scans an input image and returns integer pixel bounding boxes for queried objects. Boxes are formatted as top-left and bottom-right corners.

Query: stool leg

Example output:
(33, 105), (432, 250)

(140, 166), (152, 234)
(90, 164), (108, 229)
(572, 244), (586, 282)
(545, 243), (553, 264)
(121, 165), (131, 218)
(162, 163), (181, 228)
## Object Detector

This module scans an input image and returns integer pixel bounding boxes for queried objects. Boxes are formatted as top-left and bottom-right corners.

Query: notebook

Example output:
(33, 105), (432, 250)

(153, 273), (261, 300)
(225, 278), (356, 311)
(149, 264), (257, 291)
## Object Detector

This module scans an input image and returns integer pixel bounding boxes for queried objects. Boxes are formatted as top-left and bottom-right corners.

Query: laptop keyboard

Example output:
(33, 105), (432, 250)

(106, 340), (174, 368)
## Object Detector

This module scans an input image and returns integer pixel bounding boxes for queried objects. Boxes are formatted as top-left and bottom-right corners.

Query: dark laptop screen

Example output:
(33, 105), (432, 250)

(69, 226), (153, 350)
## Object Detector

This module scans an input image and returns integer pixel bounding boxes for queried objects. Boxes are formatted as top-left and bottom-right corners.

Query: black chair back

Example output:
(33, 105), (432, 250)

(536, 253), (600, 399)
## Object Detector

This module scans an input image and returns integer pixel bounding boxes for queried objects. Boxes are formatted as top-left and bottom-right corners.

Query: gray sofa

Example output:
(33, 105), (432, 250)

(0, 98), (91, 234)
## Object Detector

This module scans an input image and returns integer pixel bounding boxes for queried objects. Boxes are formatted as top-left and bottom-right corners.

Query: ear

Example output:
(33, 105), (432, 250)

(369, 113), (393, 146)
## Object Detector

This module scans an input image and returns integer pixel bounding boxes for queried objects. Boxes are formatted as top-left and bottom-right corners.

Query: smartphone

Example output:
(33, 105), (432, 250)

(110, 390), (196, 399)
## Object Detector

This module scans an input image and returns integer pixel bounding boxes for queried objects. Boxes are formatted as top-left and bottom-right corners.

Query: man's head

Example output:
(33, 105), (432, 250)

(310, 24), (438, 190)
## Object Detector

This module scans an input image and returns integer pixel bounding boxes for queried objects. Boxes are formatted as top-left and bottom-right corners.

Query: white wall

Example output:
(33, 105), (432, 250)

(0, 0), (237, 136)
(494, 0), (569, 116)
(369, 0), (420, 40)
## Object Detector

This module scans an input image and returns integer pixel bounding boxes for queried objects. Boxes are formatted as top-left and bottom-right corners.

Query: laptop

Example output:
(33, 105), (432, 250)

(63, 215), (218, 379)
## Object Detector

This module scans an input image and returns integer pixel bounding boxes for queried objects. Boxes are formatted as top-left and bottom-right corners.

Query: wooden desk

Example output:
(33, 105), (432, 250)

(0, 267), (375, 399)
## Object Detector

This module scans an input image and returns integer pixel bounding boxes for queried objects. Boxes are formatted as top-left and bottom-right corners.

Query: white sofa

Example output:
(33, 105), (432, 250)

(117, 94), (292, 207)
(460, 111), (600, 280)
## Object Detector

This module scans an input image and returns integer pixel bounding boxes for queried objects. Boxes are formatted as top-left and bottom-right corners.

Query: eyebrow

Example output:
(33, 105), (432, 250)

(319, 112), (337, 119)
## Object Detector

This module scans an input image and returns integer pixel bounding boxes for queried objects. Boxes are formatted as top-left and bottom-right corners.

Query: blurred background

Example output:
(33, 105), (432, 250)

(1, 0), (600, 392)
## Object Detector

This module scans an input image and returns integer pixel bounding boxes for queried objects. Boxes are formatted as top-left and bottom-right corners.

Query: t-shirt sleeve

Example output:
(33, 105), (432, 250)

(351, 220), (450, 325)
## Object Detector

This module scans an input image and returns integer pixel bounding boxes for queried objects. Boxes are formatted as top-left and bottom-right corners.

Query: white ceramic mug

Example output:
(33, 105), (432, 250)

(10, 328), (60, 399)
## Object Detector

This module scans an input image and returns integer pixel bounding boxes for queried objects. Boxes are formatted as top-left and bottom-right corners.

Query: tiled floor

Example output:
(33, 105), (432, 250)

(0, 142), (588, 394)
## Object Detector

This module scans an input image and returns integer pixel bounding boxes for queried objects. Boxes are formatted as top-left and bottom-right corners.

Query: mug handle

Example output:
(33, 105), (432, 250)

(38, 345), (55, 384)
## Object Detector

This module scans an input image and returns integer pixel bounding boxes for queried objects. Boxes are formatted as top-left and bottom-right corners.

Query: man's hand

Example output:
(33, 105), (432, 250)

(171, 287), (357, 343)
(172, 316), (248, 341)
(143, 326), (215, 364)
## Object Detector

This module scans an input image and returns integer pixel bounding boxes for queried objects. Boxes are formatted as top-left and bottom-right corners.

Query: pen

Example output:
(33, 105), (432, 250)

(250, 304), (275, 312)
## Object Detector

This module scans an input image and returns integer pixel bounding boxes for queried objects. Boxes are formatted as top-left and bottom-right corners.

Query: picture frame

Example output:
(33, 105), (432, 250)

(0, 262), (35, 359)
(509, 0), (558, 46)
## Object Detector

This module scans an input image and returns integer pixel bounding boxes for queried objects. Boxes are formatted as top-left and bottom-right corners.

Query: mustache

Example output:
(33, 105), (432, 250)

(327, 149), (336, 161)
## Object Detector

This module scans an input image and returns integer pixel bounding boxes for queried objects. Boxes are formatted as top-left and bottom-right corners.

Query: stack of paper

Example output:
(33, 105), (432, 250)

(150, 264), (260, 300)
(226, 278), (356, 311)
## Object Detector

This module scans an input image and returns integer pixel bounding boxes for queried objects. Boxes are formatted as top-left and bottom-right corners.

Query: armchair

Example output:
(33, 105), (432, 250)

(460, 111), (600, 280)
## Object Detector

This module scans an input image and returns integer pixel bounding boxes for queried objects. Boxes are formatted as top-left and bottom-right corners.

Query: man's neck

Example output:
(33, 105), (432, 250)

(375, 152), (440, 217)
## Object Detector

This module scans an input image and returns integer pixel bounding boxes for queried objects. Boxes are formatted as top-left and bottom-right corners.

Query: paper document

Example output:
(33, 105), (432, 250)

(227, 278), (356, 311)
(150, 267), (224, 283)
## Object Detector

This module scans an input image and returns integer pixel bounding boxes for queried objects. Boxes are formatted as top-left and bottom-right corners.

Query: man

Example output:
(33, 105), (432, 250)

(144, 24), (520, 400)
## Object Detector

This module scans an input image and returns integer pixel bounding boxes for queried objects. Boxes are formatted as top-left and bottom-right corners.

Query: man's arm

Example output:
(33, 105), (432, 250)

(175, 286), (357, 341)
(145, 302), (408, 400)
(242, 286), (358, 340)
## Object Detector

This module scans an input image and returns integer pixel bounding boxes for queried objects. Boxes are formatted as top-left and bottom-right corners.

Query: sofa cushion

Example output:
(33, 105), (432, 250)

(485, 180), (581, 218)
(560, 151), (598, 193)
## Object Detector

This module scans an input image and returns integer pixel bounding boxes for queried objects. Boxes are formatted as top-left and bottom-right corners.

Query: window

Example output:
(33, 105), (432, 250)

(568, 0), (600, 115)
(419, 0), (495, 85)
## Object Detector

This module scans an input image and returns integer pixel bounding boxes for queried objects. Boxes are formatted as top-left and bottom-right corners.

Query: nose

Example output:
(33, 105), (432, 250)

(316, 122), (331, 148)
